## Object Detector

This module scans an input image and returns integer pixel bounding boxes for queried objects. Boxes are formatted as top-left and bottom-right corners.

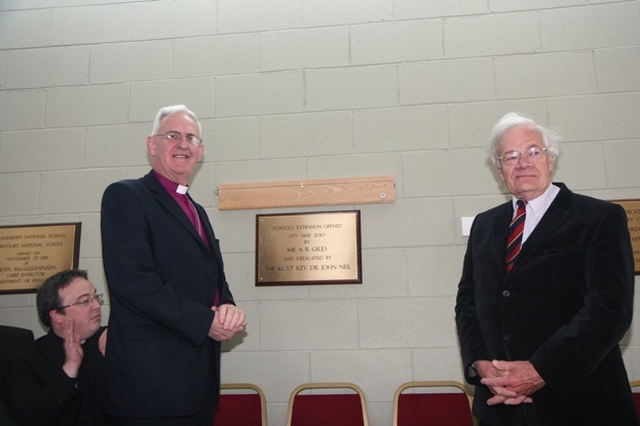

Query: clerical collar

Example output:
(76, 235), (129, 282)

(153, 170), (189, 195)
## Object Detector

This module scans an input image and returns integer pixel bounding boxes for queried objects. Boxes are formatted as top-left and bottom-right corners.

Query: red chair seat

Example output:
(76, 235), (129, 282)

(397, 392), (474, 426)
(393, 381), (474, 426)
(213, 383), (266, 426)
(286, 382), (369, 426)
(291, 394), (365, 426)
(632, 392), (640, 418)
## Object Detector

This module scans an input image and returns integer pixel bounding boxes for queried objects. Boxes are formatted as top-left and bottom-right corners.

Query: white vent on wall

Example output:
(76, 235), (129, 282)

(461, 217), (476, 237)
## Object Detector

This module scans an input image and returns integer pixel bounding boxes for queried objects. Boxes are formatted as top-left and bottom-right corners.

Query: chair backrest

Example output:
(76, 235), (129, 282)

(286, 382), (369, 426)
(393, 381), (475, 426)
(213, 383), (266, 426)
(631, 380), (640, 419)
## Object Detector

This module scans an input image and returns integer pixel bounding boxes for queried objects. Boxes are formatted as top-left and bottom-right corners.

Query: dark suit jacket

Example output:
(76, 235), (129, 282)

(0, 325), (34, 385)
(2, 327), (107, 426)
(0, 325), (34, 364)
(101, 171), (235, 418)
(0, 325), (34, 425)
(455, 183), (638, 426)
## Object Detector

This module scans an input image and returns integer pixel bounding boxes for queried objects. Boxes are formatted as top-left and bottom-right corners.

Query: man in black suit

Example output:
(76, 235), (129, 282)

(3, 269), (108, 425)
(101, 105), (246, 426)
(455, 113), (638, 425)
(0, 325), (34, 424)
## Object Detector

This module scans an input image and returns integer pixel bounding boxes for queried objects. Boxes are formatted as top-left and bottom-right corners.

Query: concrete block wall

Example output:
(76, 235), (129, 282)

(1, 1), (639, 424)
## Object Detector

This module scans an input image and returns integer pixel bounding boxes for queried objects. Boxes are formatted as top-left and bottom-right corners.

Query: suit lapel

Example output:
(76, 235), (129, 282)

(491, 202), (513, 278)
(191, 200), (225, 268)
(39, 330), (66, 369)
(144, 172), (205, 248)
(511, 184), (574, 272)
(144, 172), (224, 270)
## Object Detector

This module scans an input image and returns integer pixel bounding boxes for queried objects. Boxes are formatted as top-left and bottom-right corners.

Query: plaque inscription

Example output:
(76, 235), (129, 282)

(0, 223), (81, 293)
(612, 199), (640, 275)
(256, 211), (361, 285)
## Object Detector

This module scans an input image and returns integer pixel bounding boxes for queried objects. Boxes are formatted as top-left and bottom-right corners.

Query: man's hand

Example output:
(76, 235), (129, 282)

(61, 318), (83, 379)
(208, 304), (247, 342)
(480, 360), (545, 406)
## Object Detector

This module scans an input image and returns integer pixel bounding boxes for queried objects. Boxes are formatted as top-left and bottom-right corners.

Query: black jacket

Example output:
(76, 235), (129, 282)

(3, 327), (108, 426)
(455, 184), (638, 425)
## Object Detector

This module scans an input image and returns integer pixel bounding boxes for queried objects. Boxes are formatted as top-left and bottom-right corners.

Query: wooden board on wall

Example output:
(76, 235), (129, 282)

(217, 176), (395, 210)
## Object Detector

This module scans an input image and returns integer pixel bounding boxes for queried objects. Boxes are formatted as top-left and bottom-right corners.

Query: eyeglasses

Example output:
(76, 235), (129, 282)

(152, 131), (203, 146)
(499, 146), (547, 166)
(55, 293), (104, 311)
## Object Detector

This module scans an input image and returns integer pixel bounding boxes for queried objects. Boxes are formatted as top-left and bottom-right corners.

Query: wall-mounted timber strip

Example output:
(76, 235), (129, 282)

(216, 175), (395, 210)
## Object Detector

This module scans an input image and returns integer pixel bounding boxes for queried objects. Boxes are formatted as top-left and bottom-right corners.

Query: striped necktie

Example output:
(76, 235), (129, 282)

(505, 200), (527, 274)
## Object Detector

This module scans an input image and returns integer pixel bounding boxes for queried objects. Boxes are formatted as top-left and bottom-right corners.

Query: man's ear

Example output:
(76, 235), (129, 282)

(49, 309), (65, 326)
(147, 136), (156, 156)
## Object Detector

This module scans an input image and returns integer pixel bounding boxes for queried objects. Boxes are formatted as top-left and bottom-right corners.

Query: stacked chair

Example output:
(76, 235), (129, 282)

(213, 383), (267, 426)
(286, 382), (369, 426)
(393, 381), (476, 426)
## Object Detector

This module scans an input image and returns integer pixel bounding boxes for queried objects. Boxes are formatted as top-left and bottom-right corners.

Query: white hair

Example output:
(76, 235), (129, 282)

(151, 105), (202, 136)
(488, 112), (560, 169)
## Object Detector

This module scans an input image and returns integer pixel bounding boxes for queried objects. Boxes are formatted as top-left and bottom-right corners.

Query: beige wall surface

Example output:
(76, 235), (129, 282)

(1, 1), (639, 424)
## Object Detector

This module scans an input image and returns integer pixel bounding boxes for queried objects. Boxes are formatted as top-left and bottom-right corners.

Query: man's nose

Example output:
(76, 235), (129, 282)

(517, 155), (532, 166)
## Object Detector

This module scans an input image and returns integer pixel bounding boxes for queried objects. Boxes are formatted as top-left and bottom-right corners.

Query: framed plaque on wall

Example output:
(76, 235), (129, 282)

(256, 210), (361, 286)
(0, 222), (81, 293)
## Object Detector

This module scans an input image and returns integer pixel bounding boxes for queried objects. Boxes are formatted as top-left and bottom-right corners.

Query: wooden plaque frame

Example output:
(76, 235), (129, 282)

(0, 222), (81, 293)
(256, 210), (362, 286)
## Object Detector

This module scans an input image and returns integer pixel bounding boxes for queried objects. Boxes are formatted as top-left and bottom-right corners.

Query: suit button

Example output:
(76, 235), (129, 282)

(503, 335), (514, 342)
(502, 290), (510, 297)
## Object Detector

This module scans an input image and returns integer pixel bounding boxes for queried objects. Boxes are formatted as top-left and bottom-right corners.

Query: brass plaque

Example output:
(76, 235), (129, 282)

(0, 223), (81, 293)
(612, 199), (640, 275)
(256, 211), (361, 285)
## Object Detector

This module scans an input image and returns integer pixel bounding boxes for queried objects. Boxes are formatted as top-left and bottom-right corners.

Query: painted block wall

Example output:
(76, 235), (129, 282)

(1, 1), (639, 425)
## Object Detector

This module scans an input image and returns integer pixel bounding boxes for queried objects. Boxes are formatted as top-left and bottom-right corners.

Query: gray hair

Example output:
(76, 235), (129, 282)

(488, 112), (560, 169)
(151, 105), (202, 136)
